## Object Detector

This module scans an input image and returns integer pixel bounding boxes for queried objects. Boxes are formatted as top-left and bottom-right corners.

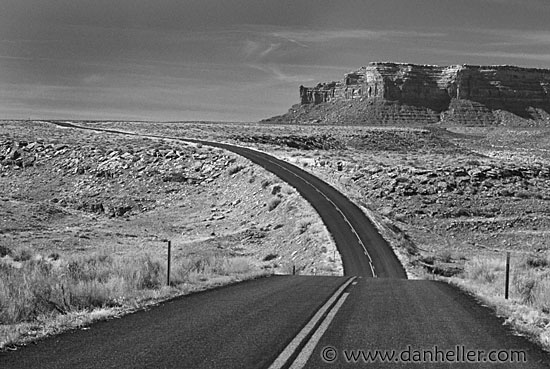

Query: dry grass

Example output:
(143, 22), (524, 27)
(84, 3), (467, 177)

(227, 164), (245, 175)
(450, 253), (550, 349)
(267, 197), (282, 211)
(0, 120), (345, 350)
(0, 252), (164, 325)
(295, 218), (313, 235)
(0, 249), (264, 349)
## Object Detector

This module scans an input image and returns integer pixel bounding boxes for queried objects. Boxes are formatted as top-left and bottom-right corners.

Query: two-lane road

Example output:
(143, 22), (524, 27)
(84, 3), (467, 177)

(2, 121), (547, 368)
(0, 276), (350, 369)
(185, 138), (406, 278)
(49, 121), (407, 278)
(303, 279), (550, 368)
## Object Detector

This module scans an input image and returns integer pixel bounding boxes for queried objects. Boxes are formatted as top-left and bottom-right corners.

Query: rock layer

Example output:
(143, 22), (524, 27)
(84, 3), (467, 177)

(271, 62), (550, 126)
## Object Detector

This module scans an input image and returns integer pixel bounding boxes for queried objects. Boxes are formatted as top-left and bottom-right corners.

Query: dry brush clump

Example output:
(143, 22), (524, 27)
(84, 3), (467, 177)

(267, 197), (282, 211)
(461, 254), (550, 308)
(0, 250), (260, 328)
(170, 255), (255, 284)
(452, 252), (550, 348)
(0, 252), (165, 325)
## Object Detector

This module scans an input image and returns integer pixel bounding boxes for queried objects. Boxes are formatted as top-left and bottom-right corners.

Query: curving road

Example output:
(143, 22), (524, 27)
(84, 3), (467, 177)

(3, 121), (547, 368)
(184, 138), (406, 278)
(49, 121), (406, 278)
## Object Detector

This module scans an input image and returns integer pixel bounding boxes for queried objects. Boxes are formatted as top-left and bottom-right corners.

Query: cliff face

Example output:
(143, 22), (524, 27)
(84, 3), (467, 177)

(289, 62), (550, 125)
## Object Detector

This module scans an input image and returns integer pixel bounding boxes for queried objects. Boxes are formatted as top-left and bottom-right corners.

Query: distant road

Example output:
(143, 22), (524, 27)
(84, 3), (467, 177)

(9, 121), (545, 369)
(186, 138), (406, 278)
(49, 120), (407, 278)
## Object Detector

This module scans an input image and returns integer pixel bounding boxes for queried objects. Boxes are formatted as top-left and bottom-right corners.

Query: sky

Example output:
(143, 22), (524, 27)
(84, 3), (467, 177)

(1, 0), (550, 122)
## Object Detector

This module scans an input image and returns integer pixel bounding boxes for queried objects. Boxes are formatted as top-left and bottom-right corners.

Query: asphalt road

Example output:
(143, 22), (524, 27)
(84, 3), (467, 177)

(185, 139), (406, 278)
(0, 276), (349, 369)
(20, 122), (548, 368)
(49, 121), (407, 278)
(304, 279), (550, 368)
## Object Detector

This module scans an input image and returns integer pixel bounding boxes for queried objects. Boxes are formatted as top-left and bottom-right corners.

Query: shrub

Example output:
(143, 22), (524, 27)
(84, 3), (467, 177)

(268, 197), (281, 211)
(0, 245), (11, 257)
(0, 252), (168, 324)
(223, 258), (252, 274)
(227, 164), (245, 175)
(451, 207), (470, 217)
(296, 219), (312, 234)
(137, 256), (164, 289)
(48, 252), (61, 261)
(439, 250), (453, 263)
(263, 253), (278, 261)
(170, 255), (254, 282)
(535, 279), (550, 313)
(514, 274), (538, 305)
(0, 248), (260, 327)
(11, 246), (33, 262)
(514, 190), (532, 199)
(464, 257), (503, 283)
(271, 185), (282, 195)
(525, 255), (549, 269)
(418, 255), (435, 265)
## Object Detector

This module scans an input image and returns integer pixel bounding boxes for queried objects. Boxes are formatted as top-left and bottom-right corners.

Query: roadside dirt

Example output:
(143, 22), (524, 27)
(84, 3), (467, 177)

(0, 121), (341, 276)
(11, 119), (550, 351)
(87, 121), (550, 274)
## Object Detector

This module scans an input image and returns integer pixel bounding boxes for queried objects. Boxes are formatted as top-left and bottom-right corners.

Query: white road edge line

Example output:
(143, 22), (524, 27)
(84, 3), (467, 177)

(289, 292), (350, 369)
(268, 277), (356, 369)
(53, 122), (377, 277)
(250, 153), (377, 278)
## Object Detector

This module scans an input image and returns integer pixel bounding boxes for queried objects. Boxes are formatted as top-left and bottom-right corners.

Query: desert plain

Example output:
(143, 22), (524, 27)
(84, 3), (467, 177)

(1, 117), (550, 350)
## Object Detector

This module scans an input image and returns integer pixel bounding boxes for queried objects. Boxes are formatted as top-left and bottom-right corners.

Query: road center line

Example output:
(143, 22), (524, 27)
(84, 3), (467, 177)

(268, 277), (356, 369)
(51, 121), (377, 277)
(289, 292), (350, 369)
(244, 151), (377, 278)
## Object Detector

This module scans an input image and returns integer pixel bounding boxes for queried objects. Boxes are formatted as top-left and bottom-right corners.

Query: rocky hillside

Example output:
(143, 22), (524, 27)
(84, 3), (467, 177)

(264, 62), (550, 126)
(0, 120), (342, 277)
(0, 135), (231, 217)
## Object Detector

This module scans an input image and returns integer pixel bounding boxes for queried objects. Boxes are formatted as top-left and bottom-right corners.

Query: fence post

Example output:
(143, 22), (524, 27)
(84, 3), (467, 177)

(292, 265), (296, 275)
(505, 252), (510, 299)
(167, 240), (171, 286)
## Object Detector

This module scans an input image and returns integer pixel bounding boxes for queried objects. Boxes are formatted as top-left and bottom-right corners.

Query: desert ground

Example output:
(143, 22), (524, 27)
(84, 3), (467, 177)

(1, 119), (549, 350)
(74, 119), (550, 348)
(0, 120), (340, 349)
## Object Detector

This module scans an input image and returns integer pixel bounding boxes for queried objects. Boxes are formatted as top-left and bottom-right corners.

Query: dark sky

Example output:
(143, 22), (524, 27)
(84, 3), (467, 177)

(1, 0), (549, 121)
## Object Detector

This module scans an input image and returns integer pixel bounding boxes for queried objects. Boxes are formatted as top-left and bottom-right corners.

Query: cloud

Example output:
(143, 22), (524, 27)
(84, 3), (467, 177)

(499, 30), (550, 46)
(269, 29), (447, 43)
(425, 45), (550, 64)
(242, 40), (262, 58)
(259, 43), (282, 58)
(464, 51), (550, 62)
(246, 63), (308, 83)
(477, 0), (547, 4)
(473, 28), (550, 47)
(82, 74), (104, 84)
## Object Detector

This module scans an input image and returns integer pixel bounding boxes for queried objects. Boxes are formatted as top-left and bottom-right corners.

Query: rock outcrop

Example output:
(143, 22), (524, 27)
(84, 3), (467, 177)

(268, 62), (550, 126)
(0, 137), (236, 217)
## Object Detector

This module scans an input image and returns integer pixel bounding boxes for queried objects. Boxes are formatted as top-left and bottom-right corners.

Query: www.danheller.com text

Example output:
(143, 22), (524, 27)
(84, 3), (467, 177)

(320, 345), (527, 364)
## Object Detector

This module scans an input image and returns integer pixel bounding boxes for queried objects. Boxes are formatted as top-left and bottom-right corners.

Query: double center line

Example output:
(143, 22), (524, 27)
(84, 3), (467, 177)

(268, 276), (357, 369)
